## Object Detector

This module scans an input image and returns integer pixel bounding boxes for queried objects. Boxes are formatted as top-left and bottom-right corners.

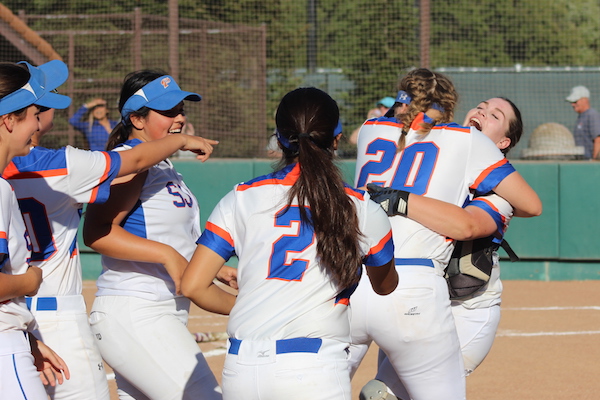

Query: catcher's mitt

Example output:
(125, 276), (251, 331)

(445, 237), (497, 300)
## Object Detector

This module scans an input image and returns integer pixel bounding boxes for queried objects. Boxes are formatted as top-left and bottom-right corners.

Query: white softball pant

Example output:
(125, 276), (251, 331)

(0, 330), (48, 400)
(349, 263), (466, 400)
(90, 295), (222, 400)
(452, 302), (501, 375)
(222, 337), (351, 400)
(28, 295), (110, 400)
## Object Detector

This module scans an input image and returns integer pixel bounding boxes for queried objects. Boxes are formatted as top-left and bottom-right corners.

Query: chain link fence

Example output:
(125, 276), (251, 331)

(1, 0), (599, 158)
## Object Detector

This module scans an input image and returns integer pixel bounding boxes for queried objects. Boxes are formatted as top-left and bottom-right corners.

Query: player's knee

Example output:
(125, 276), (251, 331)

(359, 379), (398, 400)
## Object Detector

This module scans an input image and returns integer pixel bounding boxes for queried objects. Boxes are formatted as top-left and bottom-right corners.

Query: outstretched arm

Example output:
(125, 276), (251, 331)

(116, 134), (218, 178)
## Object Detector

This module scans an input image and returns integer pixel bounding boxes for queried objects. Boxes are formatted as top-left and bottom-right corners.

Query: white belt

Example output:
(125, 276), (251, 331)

(26, 295), (86, 313)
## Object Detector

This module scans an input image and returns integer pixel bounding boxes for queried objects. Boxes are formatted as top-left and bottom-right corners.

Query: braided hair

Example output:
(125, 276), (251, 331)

(395, 68), (458, 151)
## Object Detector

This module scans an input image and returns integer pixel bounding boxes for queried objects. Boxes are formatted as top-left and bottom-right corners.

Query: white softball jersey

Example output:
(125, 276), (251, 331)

(0, 178), (34, 332)
(3, 146), (121, 297)
(96, 139), (201, 301)
(3, 146), (120, 400)
(198, 163), (394, 342)
(355, 116), (516, 272)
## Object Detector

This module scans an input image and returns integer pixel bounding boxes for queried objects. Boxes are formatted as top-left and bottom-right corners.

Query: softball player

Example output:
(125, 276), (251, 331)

(3, 61), (220, 400)
(0, 61), (70, 400)
(181, 87), (397, 400)
(83, 70), (222, 400)
(350, 70), (541, 400)
(364, 97), (527, 399)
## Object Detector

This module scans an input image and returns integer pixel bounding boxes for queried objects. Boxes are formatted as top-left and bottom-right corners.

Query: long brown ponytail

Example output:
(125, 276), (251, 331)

(275, 87), (363, 288)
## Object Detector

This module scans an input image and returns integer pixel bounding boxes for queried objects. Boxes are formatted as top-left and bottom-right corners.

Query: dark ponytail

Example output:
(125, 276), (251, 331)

(276, 87), (363, 289)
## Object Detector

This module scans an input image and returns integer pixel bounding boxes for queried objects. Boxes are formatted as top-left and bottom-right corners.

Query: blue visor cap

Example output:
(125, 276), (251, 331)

(0, 60), (71, 115)
(395, 90), (412, 105)
(121, 75), (201, 120)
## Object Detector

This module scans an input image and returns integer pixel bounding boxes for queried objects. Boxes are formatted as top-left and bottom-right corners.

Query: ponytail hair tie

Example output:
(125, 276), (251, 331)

(298, 132), (311, 138)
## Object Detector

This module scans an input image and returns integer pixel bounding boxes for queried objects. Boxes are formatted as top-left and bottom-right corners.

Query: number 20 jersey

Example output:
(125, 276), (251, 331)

(198, 163), (394, 342)
(3, 146), (121, 297)
(354, 116), (516, 272)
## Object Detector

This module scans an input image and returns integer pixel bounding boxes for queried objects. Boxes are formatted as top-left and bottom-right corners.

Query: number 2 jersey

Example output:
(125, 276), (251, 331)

(198, 163), (394, 342)
(3, 146), (121, 297)
(354, 116), (516, 273)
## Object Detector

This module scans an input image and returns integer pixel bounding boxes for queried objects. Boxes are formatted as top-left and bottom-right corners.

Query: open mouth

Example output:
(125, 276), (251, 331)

(169, 128), (182, 134)
(468, 118), (482, 131)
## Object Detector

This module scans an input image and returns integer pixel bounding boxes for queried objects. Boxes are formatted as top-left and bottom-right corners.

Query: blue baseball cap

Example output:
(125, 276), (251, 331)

(121, 75), (201, 121)
(378, 96), (395, 108)
(395, 90), (412, 105)
(0, 60), (71, 115)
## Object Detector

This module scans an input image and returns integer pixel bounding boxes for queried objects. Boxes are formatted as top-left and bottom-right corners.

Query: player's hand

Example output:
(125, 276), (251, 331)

(163, 251), (188, 295)
(85, 98), (107, 108)
(216, 265), (238, 290)
(24, 266), (43, 296)
(29, 335), (70, 386)
(181, 136), (219, 162)
(366, 183), (410, 217)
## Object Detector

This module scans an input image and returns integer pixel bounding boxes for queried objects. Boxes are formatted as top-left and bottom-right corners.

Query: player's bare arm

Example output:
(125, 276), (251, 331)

(29, 333), (70, 387)
(365, 259), (398, 295)
(181, 244), (236, 315)
(406, 196), (499, 240)
(493, 171), (542, 218)
(83, 171), (188, 291)
(0, 265), (42, 302)
(368, 185), (499, 240)
(116, 134), (218, 178)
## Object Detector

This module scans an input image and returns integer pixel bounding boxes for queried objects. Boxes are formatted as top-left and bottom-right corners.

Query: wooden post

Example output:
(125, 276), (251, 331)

(133, 7), (142, 71)
(420, 0), (430, 69)
(168, 0), (179, 80)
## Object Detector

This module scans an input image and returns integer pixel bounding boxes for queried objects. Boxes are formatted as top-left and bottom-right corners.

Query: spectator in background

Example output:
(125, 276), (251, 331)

(368, 96), (396, 119)
(69, 98), (118, 151)
(349, 96), (396, 145)
(566, 85), (600, 159)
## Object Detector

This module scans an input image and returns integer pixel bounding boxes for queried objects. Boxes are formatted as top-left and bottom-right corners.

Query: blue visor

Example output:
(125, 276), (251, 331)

(0, 60), (71, 115)
(121, 75), (201, 121)
(395, 90), (411, 105)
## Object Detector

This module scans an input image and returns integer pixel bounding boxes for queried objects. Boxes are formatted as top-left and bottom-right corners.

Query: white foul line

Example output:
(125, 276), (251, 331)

(497, 330), (600, 337)
(503, 306), (600, 311)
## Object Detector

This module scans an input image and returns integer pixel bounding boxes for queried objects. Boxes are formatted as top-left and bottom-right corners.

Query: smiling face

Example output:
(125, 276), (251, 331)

(129, 102), (185, 142)
(2, 105), (40, 158)
(464, 97), (515, 151)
